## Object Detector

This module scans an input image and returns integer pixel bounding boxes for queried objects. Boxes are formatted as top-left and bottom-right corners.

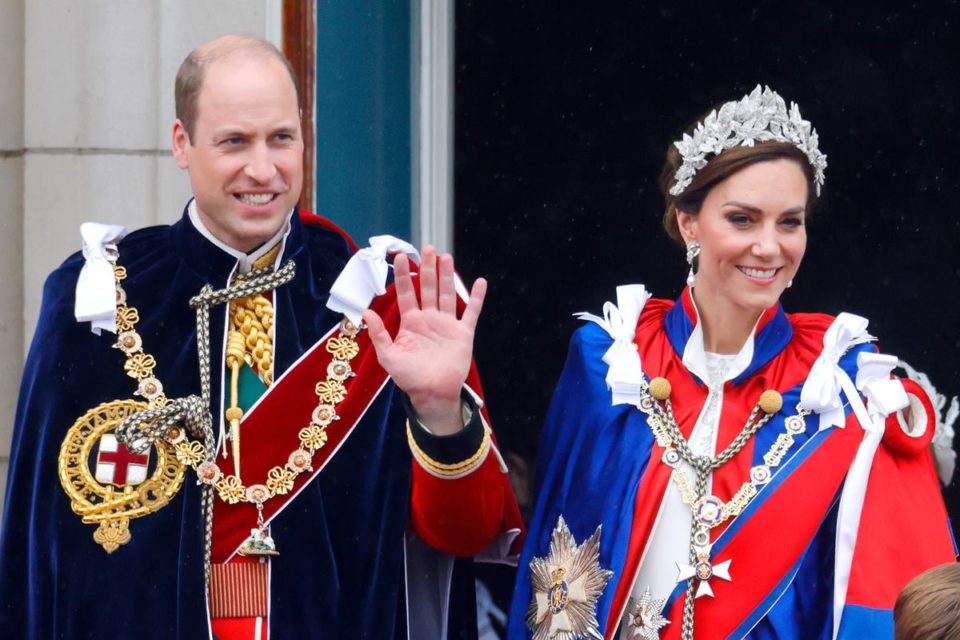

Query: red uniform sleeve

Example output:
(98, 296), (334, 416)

(407, 368), (525, 558)
(410, 444), (521, 557)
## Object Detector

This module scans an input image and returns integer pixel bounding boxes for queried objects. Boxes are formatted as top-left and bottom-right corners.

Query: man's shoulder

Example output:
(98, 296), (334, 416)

(119, 222), (172, 250)
(52, 223), (171, 272)
(298, 211), (359, 257)
(43, 223), (174, 311)
(295, 212), (361, 279)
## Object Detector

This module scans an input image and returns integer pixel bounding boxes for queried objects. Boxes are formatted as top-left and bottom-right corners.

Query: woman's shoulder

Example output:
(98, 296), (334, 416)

(569, 287), (674, 347)
(786, 310), (880, 369)
(785, 310), (837, 335)
(566, 287), (675, 398)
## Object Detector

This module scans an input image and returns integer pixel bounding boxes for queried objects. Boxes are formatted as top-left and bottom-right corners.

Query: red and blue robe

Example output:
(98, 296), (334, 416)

(508, 288), (954, 639)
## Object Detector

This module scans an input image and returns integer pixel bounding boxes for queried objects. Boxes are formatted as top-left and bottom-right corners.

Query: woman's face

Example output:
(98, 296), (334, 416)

(677, 158), (808, 318)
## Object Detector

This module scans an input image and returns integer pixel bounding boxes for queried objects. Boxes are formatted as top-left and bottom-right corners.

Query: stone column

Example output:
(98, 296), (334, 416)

(0, 0), (25, 516)
(4, 0), (272, 530)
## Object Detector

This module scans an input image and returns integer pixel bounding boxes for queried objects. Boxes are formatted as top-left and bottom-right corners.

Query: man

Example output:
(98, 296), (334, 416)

(0, 34), (522, 639)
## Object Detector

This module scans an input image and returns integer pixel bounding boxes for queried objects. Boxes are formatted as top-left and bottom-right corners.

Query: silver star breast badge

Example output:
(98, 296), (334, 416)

(626, 587), (669, 639)
(526, 515), (614, 640)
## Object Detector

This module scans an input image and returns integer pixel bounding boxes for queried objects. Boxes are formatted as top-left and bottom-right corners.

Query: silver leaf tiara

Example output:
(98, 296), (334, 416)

(669, 85), (827, 197)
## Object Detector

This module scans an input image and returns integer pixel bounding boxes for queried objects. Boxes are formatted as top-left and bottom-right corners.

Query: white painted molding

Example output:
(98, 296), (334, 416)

(412, 0), (454, 252)
(265, 0), (283, 47)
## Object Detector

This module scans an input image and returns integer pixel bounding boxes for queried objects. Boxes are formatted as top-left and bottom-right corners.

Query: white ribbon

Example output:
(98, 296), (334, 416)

(574, 284), (652, 407)
(327, 235), (472, 324)
(799, 312), (876, 431)
(856, 352), (909, 422)
(829, 352), (906, 639)
(327, 235), (421, 324)
(831, 422), (883, 640)
(75, 222), (128, 335)
(828, 347), (910, 639)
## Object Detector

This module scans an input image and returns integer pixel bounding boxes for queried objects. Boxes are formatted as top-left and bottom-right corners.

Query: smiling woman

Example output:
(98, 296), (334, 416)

(508, 86), (955, 640)
(674, 157), (809, 354)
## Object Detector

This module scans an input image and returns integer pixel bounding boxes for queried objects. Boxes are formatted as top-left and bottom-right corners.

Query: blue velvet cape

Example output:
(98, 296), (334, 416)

(0, 208), (476, 639)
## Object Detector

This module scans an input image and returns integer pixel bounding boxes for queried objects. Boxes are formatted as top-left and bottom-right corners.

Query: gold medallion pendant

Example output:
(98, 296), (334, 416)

(58, 399), (186, 553)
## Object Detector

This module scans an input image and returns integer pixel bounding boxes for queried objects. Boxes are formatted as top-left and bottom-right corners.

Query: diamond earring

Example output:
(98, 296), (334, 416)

(685, 241), (701, 286)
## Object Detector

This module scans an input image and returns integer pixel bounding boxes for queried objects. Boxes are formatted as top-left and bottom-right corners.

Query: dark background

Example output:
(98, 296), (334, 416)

(453, 0), (960, 596)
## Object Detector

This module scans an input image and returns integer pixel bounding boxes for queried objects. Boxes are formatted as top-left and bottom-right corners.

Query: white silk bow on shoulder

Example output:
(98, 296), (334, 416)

(75, 222), (128, 335)
(799, 312), (907, 432)
(327, 235), (420, 325)
(574, 284), (652, 407)
(799, 312), (874, 430)
(856, 352), (909, 421)
(326, 235), (469, 325)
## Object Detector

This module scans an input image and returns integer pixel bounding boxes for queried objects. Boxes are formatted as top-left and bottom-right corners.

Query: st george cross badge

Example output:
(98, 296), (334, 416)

(526, 515), (613, 640)
(58, 400), (186, 553)
(95, 433), (149, 486)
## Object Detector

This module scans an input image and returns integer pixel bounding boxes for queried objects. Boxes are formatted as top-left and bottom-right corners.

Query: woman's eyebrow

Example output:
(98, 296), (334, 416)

(722, 201), (806, 215)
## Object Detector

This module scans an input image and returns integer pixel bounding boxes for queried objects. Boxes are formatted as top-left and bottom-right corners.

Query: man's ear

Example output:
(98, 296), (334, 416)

(172, 120), (190, 170)
(676, 208), (698, 244)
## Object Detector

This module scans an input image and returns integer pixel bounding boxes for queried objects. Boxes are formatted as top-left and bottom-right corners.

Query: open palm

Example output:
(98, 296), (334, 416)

(363, 246), (486, 435)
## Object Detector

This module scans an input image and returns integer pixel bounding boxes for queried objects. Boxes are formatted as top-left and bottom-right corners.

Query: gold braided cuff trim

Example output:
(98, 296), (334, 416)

(406, 420), (492, 479)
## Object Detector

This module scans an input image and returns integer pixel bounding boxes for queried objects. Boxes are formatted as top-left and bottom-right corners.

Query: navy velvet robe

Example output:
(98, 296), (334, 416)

(0, 208), (479, 639)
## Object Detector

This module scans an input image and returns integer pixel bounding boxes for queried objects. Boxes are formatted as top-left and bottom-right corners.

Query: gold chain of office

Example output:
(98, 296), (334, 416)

(111, 261), (364, 510)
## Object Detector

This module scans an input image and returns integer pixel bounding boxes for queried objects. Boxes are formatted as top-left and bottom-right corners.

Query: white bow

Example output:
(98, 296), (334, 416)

(799, 312), (876, 431)
(75, 222), (127, 335)
(327, 235), (470, 324)
(856, 352), (908, 426)
(574, 285), (652, 407)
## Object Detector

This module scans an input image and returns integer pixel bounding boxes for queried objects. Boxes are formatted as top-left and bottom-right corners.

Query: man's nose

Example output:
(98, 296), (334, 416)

(244, 143), (277, 183)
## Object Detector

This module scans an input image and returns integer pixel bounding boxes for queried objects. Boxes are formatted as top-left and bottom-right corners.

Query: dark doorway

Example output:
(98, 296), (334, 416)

(455, 0), (960, 612)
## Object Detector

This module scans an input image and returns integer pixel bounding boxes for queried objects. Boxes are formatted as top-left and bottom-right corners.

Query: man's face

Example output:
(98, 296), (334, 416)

(172, 54), (303, 253)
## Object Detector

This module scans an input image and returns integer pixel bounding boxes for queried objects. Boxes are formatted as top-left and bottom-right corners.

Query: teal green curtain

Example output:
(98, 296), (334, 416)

(314, 1), (412, 245)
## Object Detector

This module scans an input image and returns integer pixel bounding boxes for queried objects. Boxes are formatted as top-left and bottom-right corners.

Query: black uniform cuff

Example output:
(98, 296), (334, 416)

(402, 391), (485, 465)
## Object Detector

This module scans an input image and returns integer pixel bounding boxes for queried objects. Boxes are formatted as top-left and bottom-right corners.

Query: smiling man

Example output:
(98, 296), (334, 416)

(173, 40), (304, 254)
(0, 35), (522, 640)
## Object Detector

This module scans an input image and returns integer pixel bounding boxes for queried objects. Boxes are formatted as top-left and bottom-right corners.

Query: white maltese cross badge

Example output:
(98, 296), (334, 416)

(675, 541), (732, 599)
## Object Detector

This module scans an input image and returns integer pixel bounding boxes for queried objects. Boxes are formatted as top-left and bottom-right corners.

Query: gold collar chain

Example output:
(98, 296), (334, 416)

(111, 258), (363, 556)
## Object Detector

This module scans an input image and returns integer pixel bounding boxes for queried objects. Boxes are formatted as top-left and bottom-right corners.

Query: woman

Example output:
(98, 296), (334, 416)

(507, 86), (955, 640)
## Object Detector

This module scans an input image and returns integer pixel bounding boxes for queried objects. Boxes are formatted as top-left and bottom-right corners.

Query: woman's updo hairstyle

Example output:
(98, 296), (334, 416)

(660, 138), (818, 246)
(659, 87), (826, 247)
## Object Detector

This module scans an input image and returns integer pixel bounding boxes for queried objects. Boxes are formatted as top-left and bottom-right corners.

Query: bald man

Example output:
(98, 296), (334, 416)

(0, 35), (522, 639)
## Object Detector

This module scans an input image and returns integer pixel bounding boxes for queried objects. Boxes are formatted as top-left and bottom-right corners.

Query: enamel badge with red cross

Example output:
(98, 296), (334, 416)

(95, 433), (150, 487)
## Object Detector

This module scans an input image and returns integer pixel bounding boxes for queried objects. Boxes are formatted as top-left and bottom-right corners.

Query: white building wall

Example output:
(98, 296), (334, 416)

(2, 0), (272, 530)
(0, 0), (26, 522)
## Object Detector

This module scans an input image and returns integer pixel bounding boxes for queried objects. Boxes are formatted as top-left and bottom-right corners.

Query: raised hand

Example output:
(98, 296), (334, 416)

(362, 246), (487, 435)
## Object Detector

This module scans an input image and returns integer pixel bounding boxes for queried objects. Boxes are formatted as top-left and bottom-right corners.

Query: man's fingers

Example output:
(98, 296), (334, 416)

(438, 253), (457, 314)
(419, 245), (438, 311)
(461, 277), (487, 331)
(393, 253), (418, 316)
(362, 309), (393, 358)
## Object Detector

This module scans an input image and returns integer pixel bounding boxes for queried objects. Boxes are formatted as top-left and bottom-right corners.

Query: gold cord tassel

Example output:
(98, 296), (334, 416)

(225, 330), (246, 477)
(223, 243), (280, 479)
